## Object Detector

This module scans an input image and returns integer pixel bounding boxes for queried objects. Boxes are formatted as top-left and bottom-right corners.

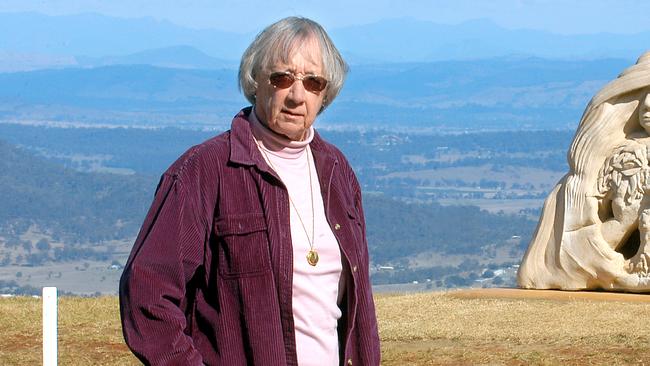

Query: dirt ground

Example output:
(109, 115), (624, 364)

(449, 287), (650, 303)
(377, 288), (650, 365)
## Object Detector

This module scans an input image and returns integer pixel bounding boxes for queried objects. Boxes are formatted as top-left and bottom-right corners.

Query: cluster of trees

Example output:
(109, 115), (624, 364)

(363, 194), (536, 264)
(371, 260), (519, 288)
(0, 242), (116, 267)
(0, 140), (154, 246)
(0, 279), (41, 295)
(321, 129), (571, 201)
(0, 279), (76, 296)
(321, 129), (573, 178)
(0, 123), (217, 176)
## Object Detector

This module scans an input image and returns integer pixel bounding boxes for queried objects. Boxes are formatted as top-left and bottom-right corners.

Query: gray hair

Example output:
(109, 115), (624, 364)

(238, 17), (348, 111)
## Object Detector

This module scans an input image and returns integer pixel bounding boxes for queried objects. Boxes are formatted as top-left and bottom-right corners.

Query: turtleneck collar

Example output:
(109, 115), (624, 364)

(249, 108), (314, 159)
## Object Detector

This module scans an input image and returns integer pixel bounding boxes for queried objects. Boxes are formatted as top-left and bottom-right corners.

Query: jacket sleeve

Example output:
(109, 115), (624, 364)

(119, 172), (207, 365)
(353, 178), (382, 365)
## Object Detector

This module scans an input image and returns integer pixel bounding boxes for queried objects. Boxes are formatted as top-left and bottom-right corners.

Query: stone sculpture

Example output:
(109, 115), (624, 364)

(518, 51), (650, 291)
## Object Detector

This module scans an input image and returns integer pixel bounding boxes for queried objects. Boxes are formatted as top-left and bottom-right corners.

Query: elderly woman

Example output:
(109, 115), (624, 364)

(119, 17), (380, 365)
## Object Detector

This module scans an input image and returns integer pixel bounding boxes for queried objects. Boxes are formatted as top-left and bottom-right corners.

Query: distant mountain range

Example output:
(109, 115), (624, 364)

(0, 58), (630, 129)
(0, 11), (249, 70)
(76, 45), (237, 70)
(0, 11), (644, 129)
(0, 12), (647, 72)
(332, 18), (649, 63)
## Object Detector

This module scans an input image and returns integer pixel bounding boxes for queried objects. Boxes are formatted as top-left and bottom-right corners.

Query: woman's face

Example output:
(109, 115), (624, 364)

(641, 92), (650, 132)
(254, 38), (326, 141)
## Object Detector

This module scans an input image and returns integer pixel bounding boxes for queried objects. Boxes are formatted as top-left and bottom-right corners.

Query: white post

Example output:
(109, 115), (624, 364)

(43, 287), (58, 366)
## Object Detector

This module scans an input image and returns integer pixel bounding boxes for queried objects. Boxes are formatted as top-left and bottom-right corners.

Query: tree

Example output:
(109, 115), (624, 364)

(27, 253), (47, 266)
(482, 269), (495, 278)
(492, 276), (504, 286)
(445, 275), (470, 287)
(36, 238), (51, 252)
(0, 255), (10, 266)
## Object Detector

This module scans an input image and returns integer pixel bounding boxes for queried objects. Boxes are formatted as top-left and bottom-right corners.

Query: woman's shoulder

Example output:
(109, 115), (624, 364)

(312, 130), (360, 190)
(311, 130), (350, 165)
(164, 130), (232, 181)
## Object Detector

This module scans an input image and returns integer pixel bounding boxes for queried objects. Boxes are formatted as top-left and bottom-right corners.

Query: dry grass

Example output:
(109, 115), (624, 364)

(0, 296), (138, 365)
(378, 291), (650, 365)
(2, 291), (650, 365)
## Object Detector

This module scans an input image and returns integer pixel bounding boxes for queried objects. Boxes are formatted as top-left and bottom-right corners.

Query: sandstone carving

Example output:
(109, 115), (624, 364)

(518, 51), (650, 291)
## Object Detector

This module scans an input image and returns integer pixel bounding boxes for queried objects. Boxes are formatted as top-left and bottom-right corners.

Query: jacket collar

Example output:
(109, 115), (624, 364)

(229, 107), (340, 221)
(229, 107), (337, 169)
(229, 107), (263, 167)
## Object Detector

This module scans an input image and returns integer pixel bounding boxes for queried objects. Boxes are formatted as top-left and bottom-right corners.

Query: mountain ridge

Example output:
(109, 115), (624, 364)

(0, 12), (647, 72)
(0, 58), (630, 129)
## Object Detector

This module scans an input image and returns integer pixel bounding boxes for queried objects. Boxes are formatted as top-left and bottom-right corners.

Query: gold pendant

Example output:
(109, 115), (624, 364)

(306, 250), (319, 266)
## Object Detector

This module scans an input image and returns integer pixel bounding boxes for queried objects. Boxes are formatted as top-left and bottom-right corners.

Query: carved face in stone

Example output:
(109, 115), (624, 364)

(640, 92), (650, 132)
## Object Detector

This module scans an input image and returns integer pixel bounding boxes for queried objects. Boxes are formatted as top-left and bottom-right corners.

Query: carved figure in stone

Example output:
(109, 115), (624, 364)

(518, 51), (650, 291)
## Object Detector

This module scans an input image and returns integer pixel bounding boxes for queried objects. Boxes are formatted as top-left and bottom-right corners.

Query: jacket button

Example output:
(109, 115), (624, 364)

(335, 223), (341, 230)
(352, 265), (358, 273)
(347, 359), (353, 365)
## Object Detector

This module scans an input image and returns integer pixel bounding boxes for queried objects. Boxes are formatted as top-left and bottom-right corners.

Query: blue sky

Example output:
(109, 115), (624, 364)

(2, 0), (650, 34)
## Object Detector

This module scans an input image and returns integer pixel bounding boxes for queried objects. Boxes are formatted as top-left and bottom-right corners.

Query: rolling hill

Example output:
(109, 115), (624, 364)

(0, 57), (630, 129)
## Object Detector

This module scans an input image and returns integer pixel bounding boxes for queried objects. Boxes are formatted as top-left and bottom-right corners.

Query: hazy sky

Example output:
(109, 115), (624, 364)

(1, 0), (650, 35)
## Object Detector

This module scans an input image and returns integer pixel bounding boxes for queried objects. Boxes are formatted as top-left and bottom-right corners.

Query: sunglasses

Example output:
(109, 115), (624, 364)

(269, 71), (328, 93)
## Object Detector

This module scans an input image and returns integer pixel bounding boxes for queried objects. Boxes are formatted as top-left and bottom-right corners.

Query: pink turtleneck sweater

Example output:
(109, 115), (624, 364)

(249, 112), (343, 366)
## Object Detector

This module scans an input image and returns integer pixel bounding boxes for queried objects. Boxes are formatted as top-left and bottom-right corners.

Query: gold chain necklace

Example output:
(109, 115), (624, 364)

(255, 140), (319, 266)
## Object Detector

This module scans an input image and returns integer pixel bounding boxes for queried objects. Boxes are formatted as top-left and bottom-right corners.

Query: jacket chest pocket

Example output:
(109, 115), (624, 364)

(214, 213), (271, 278)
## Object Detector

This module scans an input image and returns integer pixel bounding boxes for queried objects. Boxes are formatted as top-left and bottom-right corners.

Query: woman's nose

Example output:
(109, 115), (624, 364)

(286, 79), (307, 104)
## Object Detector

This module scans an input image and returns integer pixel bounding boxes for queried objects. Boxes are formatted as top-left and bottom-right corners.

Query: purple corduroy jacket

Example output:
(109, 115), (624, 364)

(119, 108), (380, 366)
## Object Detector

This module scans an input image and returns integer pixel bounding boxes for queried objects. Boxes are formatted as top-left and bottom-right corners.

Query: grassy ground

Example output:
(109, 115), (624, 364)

(0, 296), (136, 365)
(2, 291), (650, 365)
(378, 291), (650, 365)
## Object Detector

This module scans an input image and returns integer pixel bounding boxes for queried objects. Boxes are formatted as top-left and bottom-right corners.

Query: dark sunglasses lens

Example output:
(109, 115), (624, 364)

(269, 73), (295, 88)
(303, 76), (328, 92)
